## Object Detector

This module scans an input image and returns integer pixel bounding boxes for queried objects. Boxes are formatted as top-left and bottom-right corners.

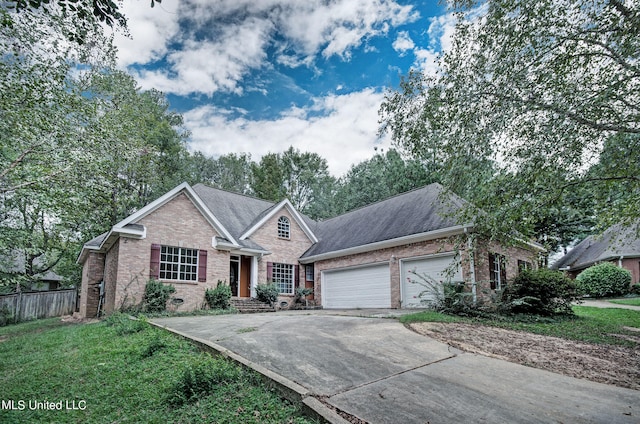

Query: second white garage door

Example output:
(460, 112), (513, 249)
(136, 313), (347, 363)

(322, 263), (391, 309)
(401, 254), (462, 308)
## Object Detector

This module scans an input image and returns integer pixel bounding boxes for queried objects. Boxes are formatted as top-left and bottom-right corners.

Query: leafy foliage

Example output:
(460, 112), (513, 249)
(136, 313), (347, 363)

(294, 287), (313, 304)
(255, 283), (279, 305)
(0, 6), (191, 286)
(333, 149), (438, 214)
(500, 269), (579, 316)
(251, 146), (337, 219)
(576, 262), (631, 298)
(142, 279), (176, 313)
(168, 355), (244, 406)
(379, 0), (640, 251)
(204, 280), (232, 310)
(104, 312), (149, 335)
(0, 317), (314, 423)
(407, 270), (475, 315)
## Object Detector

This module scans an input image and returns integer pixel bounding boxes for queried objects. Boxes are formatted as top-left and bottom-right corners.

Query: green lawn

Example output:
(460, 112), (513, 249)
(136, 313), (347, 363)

(0, 316), (316, 424)
(608, 298), (640, 307)
(400, 306), (640, 347)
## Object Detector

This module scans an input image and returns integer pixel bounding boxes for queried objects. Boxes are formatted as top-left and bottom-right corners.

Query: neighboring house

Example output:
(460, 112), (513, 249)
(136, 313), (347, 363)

(553, 222), (640, 283)
(0, 251), (65, 292)
(77, 182), (543, 317)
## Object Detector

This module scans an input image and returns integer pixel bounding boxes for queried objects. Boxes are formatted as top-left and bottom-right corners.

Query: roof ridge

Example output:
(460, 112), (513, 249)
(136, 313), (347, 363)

(318, 182), (447, 223)
(193, 183), (276, 206)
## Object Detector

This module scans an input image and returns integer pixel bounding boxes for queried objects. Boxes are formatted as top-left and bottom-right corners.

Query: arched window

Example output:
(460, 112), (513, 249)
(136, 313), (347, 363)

(278, 216), (290, 239)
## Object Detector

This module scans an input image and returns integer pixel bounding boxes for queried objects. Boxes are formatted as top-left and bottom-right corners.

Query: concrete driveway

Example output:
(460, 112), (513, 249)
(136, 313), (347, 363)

(152, 311), (639, 424)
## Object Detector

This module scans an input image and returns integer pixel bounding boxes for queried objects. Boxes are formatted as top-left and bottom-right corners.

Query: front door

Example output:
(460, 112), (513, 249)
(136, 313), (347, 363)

(240, 256), (251, 298)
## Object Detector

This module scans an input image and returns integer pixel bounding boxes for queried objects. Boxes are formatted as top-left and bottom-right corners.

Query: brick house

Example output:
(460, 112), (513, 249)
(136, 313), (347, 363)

(77, 182), (543, 317)
(553, 222), (640, 284)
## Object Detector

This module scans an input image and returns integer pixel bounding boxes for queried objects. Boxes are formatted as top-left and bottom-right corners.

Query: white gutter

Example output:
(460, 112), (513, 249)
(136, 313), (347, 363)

(619, 256), (624, 267)
(299, 225), (470, 264)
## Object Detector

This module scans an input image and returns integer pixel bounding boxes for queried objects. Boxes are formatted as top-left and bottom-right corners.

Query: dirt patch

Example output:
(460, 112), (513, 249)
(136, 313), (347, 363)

(60, 314), (99, 325)
(409, 322), (640, 391)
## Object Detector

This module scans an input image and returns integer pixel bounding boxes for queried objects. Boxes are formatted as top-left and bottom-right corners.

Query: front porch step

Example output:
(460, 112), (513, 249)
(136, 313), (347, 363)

(230, 298), (275, 313)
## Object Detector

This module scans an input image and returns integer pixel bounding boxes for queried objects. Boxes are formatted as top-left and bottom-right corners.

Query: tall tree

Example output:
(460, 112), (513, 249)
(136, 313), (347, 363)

(334, 149), (438, 214)
(0, 6), (123, 289)
(251, 147), (336, 219)
(379, 0), (639, 249)
(0, 6), (189, 290)
(188, 152), (254, 195)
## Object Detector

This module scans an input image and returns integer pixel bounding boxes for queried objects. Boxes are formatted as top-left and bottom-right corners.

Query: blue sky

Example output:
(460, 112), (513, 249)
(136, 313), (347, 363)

(112, 0), (456, 176)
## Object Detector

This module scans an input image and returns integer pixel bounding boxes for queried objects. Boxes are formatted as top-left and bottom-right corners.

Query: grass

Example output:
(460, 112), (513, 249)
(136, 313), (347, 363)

(608, 297), (640, 307)
(0, 314), (316, 424)
(400, 306), (640, 347)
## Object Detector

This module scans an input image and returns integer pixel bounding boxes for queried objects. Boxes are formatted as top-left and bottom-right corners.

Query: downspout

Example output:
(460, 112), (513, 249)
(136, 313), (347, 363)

(619, 256), (624, 268)
(465, 227), (477, 304)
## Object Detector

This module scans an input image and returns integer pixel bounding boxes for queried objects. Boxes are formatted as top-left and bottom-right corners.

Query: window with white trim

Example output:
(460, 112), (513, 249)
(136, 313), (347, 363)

(305, 264), (314, 282)
(489, 253), (507, 290)
(278, 216), (290, 239)
(160, 246), (198, 281)
(272, 263), (294, 294)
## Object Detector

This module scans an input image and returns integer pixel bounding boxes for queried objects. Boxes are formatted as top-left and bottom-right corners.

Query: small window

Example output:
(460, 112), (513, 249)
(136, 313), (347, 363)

(159, 246), (198, 281)
(278, 216), (290, 239)
(272, 263), (294, 294)
(305, 265), (314, 282)
(489, 253), (507, 290)
(518, 260), (532, 274)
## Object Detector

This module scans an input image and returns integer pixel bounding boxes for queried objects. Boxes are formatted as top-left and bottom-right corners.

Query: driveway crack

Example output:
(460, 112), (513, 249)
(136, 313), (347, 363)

(329, 353), (458, 397)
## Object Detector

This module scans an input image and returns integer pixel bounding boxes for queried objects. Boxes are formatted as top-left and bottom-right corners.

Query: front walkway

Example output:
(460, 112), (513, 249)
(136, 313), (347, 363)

(579, 299), (640, 311)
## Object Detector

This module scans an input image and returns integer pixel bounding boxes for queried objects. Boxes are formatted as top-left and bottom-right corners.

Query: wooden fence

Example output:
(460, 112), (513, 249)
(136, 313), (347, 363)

(0, 289), (77, 322)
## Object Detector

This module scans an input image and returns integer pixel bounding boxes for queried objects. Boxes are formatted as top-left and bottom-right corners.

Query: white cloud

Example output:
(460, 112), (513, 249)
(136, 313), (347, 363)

(113, 0), (419, 96)
(410, 10), (458, 76)
(111, 0), (181, 67)
(133, 17), (273, 95)
(392, 31), (415, 55)
(183, 89), (392, 176)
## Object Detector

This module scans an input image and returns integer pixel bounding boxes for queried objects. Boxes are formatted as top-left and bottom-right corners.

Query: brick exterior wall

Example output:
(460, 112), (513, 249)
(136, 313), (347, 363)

(314, 237), (462, 308)
(106, 193), (230, 313)
(313, 235), (540, 308)
(80, 187), (544, 315)
(249, 208), (314, 306)
(472, 240), (541, 301)
(79, 252), (105, 318)
(103, 241), (119, 314)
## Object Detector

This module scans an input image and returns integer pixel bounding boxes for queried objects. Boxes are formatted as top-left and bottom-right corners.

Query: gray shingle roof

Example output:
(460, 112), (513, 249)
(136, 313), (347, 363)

(553, 221), (640, 270)
(192, 184), (278, 249)
(302, 183), (467, 258)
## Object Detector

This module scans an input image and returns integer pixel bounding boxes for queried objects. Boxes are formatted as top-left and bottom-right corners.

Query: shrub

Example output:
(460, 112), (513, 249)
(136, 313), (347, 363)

(142, 279), (176, 313)
(576, 262), (631, 298)
(255, 283), (278, 305)
(205, 280), (232, 310)
(168, 356), (243, 405)
(294, 287), (313, 304)
(407, 270), (475, 315)
(501, 269), (578, 316)
(631, 284), (640, 295)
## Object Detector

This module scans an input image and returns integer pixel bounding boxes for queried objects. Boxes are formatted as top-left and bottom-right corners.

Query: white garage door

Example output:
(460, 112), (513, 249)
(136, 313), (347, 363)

(401, 254), (462, 308)
(322, 263), (391, 308)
